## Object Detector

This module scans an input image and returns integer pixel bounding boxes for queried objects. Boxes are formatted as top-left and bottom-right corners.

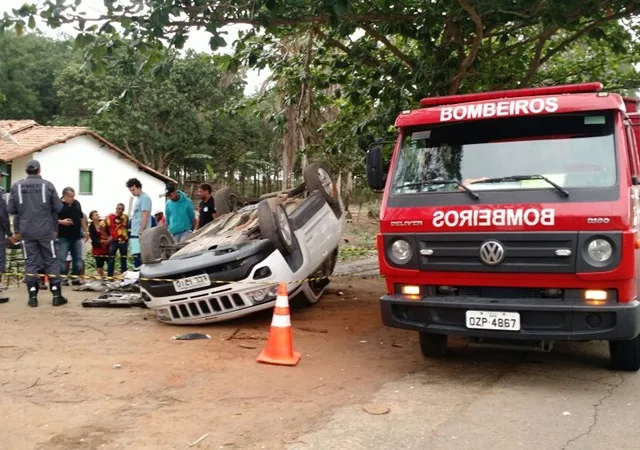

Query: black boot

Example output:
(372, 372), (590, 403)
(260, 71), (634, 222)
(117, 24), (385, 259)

(50, 283), (67, 307)
(27, 285), (38, 307)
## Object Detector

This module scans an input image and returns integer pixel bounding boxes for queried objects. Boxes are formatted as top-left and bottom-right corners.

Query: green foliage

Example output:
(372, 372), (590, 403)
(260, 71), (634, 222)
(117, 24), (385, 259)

(0, 31), (74, 123)
(3, 1), (640, 197)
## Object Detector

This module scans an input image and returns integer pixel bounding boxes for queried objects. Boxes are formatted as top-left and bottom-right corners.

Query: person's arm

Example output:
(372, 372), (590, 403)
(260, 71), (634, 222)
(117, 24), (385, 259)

(188, 201), (196, 230)
(49, 184), (63, 234)
(0, 193), (12, 239)
(89, 224), (101, 247)
(7, 185), (18, 237)
(139, 195), (152, 235)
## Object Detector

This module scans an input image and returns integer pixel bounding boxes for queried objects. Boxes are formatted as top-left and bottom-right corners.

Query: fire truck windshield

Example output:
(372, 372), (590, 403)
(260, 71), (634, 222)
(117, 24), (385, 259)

(392, 111), (616, 195)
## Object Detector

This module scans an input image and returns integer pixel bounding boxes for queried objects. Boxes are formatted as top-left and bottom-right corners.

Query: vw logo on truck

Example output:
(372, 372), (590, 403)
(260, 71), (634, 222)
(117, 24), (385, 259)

(479, 240), (505, 266)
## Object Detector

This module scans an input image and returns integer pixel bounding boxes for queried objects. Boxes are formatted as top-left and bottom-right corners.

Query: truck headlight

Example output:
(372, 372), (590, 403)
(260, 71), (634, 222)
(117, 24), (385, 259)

(390, 239), (412, 264)
(587, 238), (613, 263)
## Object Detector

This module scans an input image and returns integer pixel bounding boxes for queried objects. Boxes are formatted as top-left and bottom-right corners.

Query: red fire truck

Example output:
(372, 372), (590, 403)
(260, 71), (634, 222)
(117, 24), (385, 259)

(366, 82), (640, 371)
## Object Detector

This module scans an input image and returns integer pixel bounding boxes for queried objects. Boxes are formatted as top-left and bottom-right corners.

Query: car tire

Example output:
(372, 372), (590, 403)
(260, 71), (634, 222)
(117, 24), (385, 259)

(419, 332), (448, 358)
(257, 198), (294, 256)
(140, 226), (176, 264)
(609, 335), (640, 371)
(215, 186), (239, 215)
(300, 248), (338, 306)
(304, 162), (339, 206)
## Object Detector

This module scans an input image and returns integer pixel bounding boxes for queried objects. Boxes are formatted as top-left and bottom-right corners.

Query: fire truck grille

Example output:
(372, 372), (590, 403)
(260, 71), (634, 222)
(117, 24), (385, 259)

(416, 232), (577, 273)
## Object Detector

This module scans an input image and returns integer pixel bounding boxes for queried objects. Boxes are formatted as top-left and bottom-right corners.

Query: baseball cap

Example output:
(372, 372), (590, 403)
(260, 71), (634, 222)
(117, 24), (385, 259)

(154, 210), (163, 215)
(26, 159), (40, 170)
(164, 183), (177, 195)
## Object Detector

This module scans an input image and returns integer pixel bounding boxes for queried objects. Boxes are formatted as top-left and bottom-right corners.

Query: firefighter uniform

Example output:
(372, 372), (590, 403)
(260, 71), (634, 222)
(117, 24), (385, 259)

(7, 160), (65, 307)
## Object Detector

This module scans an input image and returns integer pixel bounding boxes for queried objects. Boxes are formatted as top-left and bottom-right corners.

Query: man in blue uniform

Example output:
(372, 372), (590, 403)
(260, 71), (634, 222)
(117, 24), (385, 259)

(8, 160), (65, 307)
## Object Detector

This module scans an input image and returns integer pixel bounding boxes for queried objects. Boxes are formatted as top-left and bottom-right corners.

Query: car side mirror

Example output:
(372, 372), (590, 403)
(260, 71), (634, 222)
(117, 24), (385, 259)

(366, 143), (385, 192)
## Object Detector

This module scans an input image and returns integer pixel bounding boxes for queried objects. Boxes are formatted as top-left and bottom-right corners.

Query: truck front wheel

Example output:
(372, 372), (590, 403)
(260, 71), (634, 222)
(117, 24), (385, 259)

(609, 335), (640, 371)
(419, 332), (448, 358)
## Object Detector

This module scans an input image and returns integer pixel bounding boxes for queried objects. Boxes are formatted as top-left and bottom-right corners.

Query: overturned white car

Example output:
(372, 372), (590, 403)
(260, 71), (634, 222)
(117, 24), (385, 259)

(139, 163), (347, 324)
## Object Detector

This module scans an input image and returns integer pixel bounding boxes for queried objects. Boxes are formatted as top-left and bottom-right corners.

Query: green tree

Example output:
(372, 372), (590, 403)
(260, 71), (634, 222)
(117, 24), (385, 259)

(0, 31), (74, 123)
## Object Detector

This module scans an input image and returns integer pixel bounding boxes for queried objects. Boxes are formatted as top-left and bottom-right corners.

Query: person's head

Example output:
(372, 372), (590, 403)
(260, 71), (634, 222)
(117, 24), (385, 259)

(62, 187), (75, 203)
(115, 203), (125, 215)
(165, 183), (179, 201)
(197, 183), (212, 199)
(126, 178), (142, 197)
(25, 159), (40, 176)
(154, 210), (164, 221)
(89, 210), (100, 222)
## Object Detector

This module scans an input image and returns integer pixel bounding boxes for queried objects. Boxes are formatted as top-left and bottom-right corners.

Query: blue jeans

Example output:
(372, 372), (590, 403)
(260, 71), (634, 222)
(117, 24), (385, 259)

(57, 237), (83, 276)
(107, 241), (128, 277)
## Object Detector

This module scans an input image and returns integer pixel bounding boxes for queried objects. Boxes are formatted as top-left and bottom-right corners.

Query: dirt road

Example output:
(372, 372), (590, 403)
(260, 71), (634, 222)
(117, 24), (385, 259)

(0, 275), (422, 450)
(3, 272), (640, 450)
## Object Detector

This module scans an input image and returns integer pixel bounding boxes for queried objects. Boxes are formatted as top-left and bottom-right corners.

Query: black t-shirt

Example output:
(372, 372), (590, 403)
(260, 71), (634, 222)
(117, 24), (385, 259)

(198, 196), (215, 228)
(58, 199), (84, 240)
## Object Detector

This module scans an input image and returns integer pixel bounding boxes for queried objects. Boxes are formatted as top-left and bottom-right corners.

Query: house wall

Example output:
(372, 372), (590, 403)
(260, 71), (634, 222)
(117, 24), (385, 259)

(9, 135), (168, 218)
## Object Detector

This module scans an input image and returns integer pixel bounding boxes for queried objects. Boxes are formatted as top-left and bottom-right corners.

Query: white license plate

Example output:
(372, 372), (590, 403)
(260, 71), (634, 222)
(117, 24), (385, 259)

(173, 274), (211, 292)
(465, 310), (521, 331)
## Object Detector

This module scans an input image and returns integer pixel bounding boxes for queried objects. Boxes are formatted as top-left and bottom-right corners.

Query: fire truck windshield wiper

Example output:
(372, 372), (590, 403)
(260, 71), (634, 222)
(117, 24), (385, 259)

(467, 174), (569, 198)
(396, 179), (480, 200)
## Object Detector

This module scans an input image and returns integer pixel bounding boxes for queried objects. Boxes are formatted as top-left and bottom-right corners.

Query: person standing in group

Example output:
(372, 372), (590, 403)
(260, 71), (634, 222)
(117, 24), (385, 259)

(164, 183), (196, 243)
(104, 203), (129, 278)
(154, 210), (166, 226)
(126, 178), (152, 269)
(196, 183), (215, 230)
(0, 169), (12, 303)
(88, 210), (110, 279)
(7, 160), (65, 307)
(57, 187), (88, 285)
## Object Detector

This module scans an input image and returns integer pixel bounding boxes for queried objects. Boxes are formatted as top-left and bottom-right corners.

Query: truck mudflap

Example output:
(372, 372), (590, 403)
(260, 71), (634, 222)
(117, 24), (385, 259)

(380, 295), (640, 341)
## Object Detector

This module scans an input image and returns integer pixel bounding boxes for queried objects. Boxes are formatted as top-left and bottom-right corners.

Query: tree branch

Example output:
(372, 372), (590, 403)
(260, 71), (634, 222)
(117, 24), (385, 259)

(449, 0), (484, 94)
(313, 28), (382, 69)
(538, 7), (640, 68)
(521, 27), (558, 86)
(360, 23), (415, 69)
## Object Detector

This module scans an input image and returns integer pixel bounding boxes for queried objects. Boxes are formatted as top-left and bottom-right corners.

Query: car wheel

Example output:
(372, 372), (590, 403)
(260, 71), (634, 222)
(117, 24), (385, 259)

(140, 226), (176, 264)
(304, 162), (339, 206)
(419, 332), (448, 358)
(214, 186), (239, 215)
(609, 335), (640, 371)
(257, 198), (294, 255)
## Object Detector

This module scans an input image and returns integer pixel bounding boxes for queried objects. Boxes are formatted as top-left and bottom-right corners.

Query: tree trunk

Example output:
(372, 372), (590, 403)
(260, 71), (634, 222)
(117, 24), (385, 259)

(336, 172), (342, 198)
(344, 171), (353, 220)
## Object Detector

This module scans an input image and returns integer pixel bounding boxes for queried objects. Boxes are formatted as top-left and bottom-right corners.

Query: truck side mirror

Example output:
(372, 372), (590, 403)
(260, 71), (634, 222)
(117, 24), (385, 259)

(366, 143), (385, 191)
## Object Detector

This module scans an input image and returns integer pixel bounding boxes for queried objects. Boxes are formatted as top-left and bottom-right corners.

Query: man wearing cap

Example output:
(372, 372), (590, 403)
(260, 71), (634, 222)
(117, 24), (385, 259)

(0, 169), (12, 303)
(154, 210), (166, 226)
(164, 183), (196, 243)
(7, 160), (65, 307)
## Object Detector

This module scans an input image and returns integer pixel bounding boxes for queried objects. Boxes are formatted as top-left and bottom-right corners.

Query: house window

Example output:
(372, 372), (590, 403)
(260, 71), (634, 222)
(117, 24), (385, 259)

(79, 170), (93, 195)
(0, 163), (10, 191)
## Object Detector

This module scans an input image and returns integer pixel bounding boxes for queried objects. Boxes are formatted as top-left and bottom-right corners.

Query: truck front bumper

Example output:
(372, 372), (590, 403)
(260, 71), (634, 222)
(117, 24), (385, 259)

(381, 295), (640, 341)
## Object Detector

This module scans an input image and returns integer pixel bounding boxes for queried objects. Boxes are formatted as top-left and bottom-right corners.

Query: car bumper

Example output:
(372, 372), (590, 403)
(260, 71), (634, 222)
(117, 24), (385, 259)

(141, 249), (303, 325)
(380, 295), (640, 341)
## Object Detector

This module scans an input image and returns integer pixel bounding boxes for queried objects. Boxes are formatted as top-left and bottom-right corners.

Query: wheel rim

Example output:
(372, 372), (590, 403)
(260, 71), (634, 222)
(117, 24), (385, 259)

(159, 236), (172, 259)
(277, 208), (293, 247)
(317, 168), (334, 197)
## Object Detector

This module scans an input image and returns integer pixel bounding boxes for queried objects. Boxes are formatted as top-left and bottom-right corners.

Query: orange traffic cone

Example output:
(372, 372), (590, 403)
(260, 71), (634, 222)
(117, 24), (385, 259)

(257, 282), (301, 366)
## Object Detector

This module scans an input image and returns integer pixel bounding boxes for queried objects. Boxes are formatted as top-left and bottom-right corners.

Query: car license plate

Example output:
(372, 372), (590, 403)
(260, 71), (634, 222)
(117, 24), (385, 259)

(173, 274), (210, 292)
(465, 310), (521, 331)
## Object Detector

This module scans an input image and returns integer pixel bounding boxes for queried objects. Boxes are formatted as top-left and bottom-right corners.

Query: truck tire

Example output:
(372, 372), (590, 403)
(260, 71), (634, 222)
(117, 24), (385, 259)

(140, 226), (175, 264)
(257, 198), (294, 256)
(609, 336), (640, 371)
(304, 162), (338, 207)
(419, 332), (448, 358)
(215, 186), (239, 215)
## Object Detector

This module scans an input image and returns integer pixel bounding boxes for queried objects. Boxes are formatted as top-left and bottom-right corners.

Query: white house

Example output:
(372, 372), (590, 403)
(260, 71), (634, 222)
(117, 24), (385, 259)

(0, 120), (175, 218)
